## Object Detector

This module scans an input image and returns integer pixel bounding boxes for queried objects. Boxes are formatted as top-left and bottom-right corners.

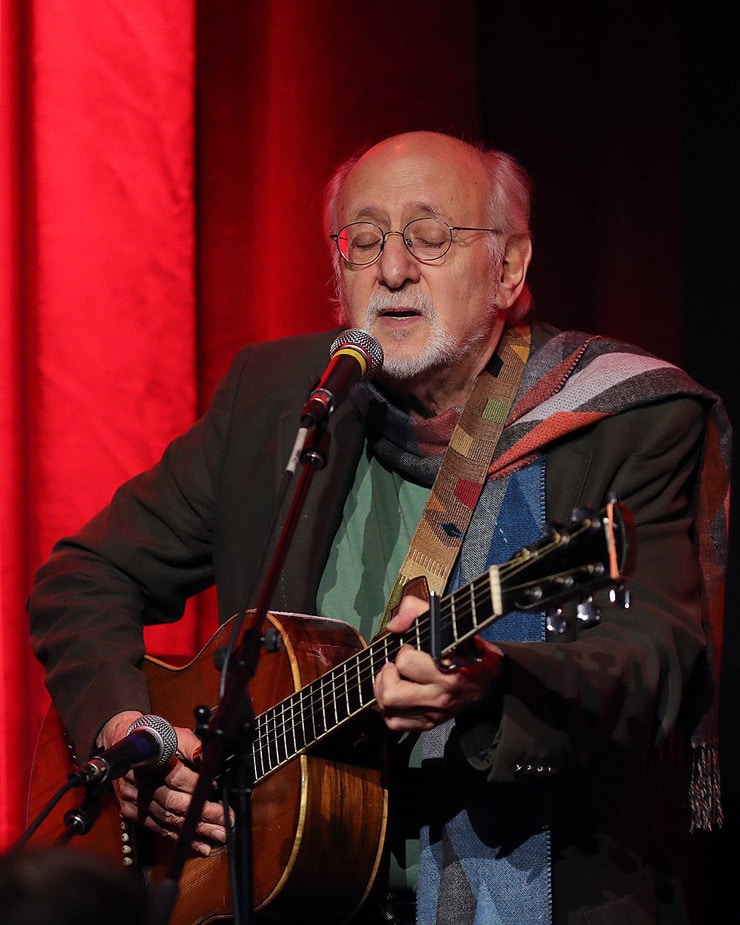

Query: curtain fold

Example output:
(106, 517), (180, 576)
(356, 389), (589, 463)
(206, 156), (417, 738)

(0, 0), (35, 851)
(1, 0), (197, 847)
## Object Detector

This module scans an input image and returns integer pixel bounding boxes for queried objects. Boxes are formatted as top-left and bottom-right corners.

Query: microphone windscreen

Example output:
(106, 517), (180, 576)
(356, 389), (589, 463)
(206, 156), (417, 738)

(329, 329), (384, 376)
(126, 714), (178, 767)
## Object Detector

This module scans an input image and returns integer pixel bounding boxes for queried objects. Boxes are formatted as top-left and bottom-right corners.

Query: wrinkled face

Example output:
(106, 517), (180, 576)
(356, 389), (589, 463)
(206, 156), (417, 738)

(334, 134), (504, 384)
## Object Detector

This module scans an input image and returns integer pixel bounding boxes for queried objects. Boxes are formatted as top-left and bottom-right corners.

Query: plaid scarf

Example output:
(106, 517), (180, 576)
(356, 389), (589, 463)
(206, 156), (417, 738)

(351, 325), (729, 924)
(355, 325), (729, 831)
(488, 328), (731, 831)
(419, 459), (551, 925)
(352, 384), (460, 487)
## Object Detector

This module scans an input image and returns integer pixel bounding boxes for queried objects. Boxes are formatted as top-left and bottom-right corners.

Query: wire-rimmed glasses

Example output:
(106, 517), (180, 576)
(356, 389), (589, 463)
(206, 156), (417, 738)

(330, 217), (502, 266)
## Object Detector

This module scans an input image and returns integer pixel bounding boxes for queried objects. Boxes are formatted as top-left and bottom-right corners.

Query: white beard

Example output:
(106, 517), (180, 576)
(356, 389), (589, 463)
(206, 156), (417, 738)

(347, 289), (501, 383)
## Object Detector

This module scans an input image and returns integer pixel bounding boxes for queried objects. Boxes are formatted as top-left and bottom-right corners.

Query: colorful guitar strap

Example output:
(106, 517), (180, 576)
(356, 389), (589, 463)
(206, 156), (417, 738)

(380, 323), (531, 630)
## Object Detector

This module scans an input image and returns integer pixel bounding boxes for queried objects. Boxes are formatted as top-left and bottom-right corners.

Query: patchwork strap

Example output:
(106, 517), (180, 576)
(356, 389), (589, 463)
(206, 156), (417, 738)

(380, 324), (530, 630)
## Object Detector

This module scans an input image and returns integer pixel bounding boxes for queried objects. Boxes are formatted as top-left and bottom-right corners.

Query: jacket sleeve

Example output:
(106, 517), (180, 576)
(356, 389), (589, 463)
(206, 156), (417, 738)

(27, 350), (247, 759)
(455, 397), (710, 782)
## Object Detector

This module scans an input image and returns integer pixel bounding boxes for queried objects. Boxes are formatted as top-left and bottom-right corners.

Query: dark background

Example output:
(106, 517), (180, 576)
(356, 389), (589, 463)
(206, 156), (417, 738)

(194, 1), (738, 919)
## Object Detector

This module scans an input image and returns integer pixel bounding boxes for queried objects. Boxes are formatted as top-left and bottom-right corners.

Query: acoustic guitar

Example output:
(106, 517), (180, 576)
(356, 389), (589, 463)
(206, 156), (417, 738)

(26, 502), (634, 925)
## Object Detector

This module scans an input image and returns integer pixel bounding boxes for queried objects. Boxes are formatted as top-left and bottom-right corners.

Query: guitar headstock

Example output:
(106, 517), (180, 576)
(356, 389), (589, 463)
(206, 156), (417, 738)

(501, 500), (636, 614)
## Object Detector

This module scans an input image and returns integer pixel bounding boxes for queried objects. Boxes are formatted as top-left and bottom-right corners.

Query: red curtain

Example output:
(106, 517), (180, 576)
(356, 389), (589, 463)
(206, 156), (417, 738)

(1, 0), (29, 849)
(0, 0), (694, 850)
(1, 0), (199, 847)
(193, 0), (483, 402)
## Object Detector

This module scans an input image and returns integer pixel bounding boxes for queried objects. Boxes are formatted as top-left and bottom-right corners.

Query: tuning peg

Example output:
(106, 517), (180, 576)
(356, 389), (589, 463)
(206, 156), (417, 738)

(609, 585), (632, 609)
(546, 608), (572, 635)
(520, 586), (544, 606)
(576, 596), (601, 627)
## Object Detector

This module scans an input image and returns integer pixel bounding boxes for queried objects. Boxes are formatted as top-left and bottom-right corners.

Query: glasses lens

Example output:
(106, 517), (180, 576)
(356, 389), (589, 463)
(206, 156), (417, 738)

(336, 222), (382, 265)
(404, 218), (452, 260)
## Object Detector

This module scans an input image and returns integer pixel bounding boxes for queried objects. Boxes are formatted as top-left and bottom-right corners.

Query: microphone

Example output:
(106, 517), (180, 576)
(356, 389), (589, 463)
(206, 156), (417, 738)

(301, 329), (383, 427)
(71, 714), (178, 786)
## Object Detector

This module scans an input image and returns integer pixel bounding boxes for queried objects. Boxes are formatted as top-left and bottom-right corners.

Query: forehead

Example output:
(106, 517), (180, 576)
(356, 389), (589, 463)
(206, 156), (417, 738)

(337, 141), (488, 224)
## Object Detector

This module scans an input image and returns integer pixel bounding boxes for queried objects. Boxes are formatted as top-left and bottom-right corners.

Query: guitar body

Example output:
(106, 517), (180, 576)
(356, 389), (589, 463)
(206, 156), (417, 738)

(27, 612), (389, 925)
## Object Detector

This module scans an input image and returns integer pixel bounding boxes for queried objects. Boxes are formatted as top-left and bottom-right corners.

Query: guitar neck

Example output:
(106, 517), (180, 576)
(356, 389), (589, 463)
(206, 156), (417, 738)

(250, 501), (632, 783)
(250, 566), (502, 782)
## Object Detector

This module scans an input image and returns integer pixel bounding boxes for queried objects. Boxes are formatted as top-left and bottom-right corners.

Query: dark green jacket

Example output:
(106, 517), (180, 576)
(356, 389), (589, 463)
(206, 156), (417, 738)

(29, 323), (712, 923)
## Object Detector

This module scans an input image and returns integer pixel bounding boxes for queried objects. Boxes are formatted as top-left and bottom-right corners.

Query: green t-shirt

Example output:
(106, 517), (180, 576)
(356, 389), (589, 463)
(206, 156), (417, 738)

(317, 445), (429, 891)
(317, 446), (429, 644)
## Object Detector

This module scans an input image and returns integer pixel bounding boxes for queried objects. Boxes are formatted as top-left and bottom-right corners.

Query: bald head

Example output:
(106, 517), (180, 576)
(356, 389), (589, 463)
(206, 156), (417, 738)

(343, 131), (491, 192)
(319, 132), (534, 415)
(326, 131), (531, 245)
(324, 132), (533, 324)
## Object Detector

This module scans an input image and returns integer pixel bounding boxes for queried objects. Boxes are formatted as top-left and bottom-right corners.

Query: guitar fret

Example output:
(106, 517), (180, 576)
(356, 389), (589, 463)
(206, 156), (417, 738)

(285, 696), (297, 756)
(449, 592), (458, 646)
(252, 718), (264, 780)
(321, 669), (337, 731)
(359, 651), (370, 709)
(273, 703), (286, 764)
(307, 684), (319, 743)
(352, 660), (362, 713)
(366, 647), (376, 701)
(468, 578), (478, 633)
(309, 676), (320, 739)
(258, 710), (270, 776)
(339, 662), (350, 721)
(280, 703), (290, 764)
(259, 710), (272, 775)
(488, 565), (502, 620)
(341, 660), (356, 716)
(371, 638), (386, 686)
(270, 700), (283, 767)
(333, 669), (342, 724)
(294, 686), (309, 752)
(465, 581), (476, 634)
(324, 672), (339, 730)
(284, 693), (298, 758)
(320, 678), (331, 736)
(271, 706), (284, 770)
(360, 648), (371, 707)
(314, 680), (327, 740)
(263, 713), (275, 775)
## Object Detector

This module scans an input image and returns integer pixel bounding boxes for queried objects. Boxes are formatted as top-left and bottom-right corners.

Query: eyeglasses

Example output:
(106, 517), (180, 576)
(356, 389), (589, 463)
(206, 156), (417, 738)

(330, 217), (502, 266)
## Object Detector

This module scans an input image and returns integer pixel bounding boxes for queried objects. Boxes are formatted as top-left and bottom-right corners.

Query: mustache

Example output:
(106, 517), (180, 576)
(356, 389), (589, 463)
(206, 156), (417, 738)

(365, 290), (436, 320)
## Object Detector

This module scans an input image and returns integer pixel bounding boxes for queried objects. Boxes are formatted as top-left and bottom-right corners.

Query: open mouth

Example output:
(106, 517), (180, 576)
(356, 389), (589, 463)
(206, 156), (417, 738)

(379, 309), (421, 319)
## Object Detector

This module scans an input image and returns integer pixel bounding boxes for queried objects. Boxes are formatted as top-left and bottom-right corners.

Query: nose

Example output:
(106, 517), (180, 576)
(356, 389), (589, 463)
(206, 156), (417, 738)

(375, 231), (421, 290)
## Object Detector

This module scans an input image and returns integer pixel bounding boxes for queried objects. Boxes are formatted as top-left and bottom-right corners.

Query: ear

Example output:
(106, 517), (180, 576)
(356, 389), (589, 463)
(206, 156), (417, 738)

(498, 234), (532, 309)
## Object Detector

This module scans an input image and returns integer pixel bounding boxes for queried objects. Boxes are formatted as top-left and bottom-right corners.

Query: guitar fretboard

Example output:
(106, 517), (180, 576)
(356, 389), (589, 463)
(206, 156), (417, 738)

(250, 566), (502, 782)
(247, 505), (624, 782)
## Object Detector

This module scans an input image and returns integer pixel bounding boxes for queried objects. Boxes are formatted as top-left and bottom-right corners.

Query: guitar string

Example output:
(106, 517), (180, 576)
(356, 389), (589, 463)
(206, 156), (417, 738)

(250, 523), (600, 777)
(250, 529), (591, 777)
(250, 539), (590, 777)
(252, 573), (502, 775)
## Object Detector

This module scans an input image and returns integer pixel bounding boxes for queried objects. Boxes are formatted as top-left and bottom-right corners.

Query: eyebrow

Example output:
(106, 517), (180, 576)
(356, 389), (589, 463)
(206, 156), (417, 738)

(349, 201), (447, 224)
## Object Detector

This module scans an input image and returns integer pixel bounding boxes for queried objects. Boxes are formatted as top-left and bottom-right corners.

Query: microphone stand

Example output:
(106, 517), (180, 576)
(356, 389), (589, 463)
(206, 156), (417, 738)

(14, 775), (103, 849)
(58, 783), (105, 844)
(149, 420), (330, 925)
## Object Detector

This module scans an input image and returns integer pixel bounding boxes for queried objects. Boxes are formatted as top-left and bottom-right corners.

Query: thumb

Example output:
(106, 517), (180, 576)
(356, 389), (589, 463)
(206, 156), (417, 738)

(386, 593), (428, 633)
(173, 725), (203, 764)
